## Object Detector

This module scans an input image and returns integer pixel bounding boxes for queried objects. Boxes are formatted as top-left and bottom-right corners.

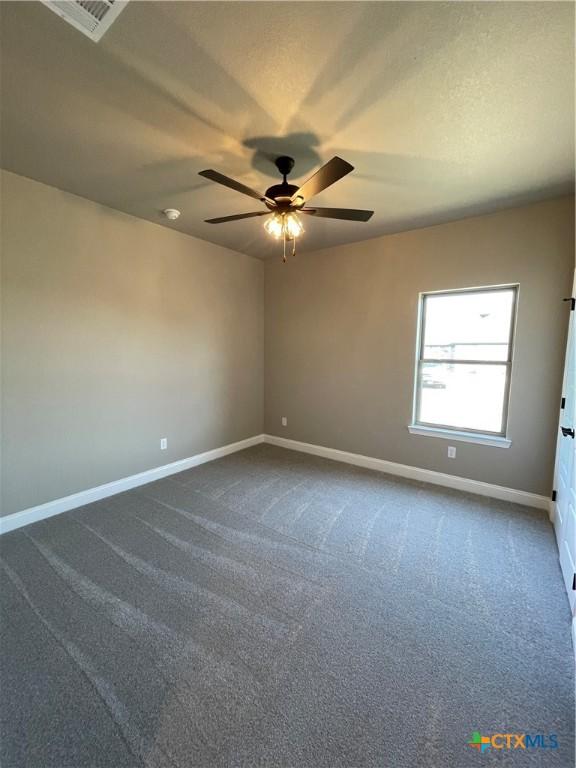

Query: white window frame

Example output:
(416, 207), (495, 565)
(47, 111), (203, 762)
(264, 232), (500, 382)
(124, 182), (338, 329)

(408, 284), (518, 448)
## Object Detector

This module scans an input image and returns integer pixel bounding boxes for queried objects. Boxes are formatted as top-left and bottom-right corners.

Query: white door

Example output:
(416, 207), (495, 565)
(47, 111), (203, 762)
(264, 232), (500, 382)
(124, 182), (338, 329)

(552, 271), (576, 643)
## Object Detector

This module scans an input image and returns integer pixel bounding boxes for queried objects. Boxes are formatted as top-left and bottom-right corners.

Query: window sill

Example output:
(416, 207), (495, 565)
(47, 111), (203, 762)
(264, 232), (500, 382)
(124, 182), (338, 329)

(407, 424), (512, 448)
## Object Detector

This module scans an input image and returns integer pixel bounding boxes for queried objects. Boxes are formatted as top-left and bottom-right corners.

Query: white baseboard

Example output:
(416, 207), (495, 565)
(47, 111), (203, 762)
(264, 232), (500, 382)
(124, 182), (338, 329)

(264, 434), (550, 511)
(0, 435), (265, 535)
(1, 431), (550, 535)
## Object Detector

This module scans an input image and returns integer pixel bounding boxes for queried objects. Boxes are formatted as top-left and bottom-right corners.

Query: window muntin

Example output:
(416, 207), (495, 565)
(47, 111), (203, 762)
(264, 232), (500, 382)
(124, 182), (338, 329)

(414, 286), (517, 436)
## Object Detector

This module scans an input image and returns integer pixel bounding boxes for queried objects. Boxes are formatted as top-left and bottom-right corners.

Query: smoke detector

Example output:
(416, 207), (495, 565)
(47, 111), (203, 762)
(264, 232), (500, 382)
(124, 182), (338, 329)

(163, 209), (181, 221)
(39, 1), (128, 43)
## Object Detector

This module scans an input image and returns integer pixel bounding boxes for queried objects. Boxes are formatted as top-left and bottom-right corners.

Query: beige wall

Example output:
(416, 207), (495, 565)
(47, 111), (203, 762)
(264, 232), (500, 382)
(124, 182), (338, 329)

(1, 170), (264, 516)
(264, 197), (575, 496)
(2, 172), (573, 516)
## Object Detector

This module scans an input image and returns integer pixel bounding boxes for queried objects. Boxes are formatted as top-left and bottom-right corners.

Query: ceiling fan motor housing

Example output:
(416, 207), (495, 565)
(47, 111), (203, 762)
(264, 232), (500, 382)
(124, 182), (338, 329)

(265, 156), (302, 210)
(264, 182), (300, 208)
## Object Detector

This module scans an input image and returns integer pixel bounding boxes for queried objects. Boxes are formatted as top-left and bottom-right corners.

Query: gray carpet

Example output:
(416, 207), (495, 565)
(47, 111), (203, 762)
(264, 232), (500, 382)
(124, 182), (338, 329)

(1, 444), (573, 767)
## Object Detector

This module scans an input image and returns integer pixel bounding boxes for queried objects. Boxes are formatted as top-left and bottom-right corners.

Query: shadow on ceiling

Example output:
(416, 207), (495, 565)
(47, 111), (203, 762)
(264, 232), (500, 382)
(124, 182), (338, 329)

(243, 133), (321, 178)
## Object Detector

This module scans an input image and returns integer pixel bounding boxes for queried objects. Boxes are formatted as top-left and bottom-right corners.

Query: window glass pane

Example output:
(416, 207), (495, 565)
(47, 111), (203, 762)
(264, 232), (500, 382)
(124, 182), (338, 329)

(423, 289), (515, 361)
(418, 362), (507, 433)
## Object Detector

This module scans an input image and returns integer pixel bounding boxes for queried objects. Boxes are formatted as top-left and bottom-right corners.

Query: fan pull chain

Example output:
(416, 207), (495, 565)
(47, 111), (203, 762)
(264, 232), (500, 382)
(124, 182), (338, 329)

(282, 232), (287, 263)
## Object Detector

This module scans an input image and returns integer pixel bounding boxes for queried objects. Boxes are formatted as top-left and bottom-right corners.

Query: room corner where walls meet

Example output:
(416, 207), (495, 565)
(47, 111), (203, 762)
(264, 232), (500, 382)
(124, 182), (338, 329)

(263, 195), (575, 498)
(1, 169), (574, 514)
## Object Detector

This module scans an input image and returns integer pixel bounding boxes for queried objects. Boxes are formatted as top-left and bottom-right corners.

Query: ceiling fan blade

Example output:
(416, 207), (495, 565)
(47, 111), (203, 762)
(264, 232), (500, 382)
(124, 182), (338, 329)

(301, 207), (374, 222)
(290, 156), (354, 203)
(205, 211), (270, 224)
(199, 169), (275, 205)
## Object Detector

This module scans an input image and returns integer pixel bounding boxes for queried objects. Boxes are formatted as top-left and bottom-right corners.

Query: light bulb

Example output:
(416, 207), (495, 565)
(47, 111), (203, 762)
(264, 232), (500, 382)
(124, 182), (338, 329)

(264, 212), (303, 240)
(264, 212), (284, 239)
(285, 212), (303, 238)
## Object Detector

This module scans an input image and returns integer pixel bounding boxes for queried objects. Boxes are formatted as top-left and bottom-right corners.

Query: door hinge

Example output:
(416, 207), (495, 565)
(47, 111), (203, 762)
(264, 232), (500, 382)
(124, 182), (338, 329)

(552, 490), (557, 501)
(561, 396), (566, 409)
(563, 297), (575, 310)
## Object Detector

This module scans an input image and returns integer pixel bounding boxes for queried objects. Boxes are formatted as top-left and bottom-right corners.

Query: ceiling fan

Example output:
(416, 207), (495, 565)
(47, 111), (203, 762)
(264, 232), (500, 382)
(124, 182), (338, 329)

(199, 156), (374, 261)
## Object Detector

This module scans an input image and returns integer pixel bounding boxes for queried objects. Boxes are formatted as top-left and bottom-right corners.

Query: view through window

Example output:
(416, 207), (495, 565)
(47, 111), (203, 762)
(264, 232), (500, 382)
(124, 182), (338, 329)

(415, 286), (517, 435)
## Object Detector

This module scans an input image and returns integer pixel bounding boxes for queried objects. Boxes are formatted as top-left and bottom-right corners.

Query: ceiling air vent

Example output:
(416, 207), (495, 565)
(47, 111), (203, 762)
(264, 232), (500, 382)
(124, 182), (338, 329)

(39, 0), (128, 43)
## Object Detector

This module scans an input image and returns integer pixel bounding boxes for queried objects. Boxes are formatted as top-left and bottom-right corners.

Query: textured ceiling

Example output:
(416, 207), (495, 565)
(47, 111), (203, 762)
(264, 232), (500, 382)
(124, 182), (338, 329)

(0, 1), (574, 258)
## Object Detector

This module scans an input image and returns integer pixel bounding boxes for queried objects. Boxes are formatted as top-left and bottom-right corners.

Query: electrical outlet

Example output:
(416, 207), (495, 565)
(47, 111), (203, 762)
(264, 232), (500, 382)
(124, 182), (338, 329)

(160, 438), (167, 450)
(447, 446), (456, 459)
(281, 417), (287, 427)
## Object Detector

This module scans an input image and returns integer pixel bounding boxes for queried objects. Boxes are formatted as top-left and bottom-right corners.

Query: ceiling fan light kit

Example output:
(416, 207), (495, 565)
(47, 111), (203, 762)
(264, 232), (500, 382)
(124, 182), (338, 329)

(199, 155), (374, 262)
